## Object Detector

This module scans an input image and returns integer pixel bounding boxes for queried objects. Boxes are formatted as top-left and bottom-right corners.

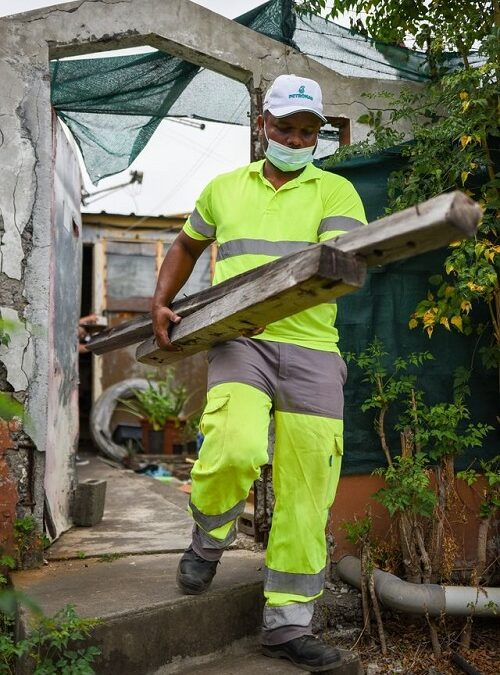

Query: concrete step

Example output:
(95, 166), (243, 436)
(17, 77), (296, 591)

(13, 550), (265, 674)
(162, 642), (363, 674)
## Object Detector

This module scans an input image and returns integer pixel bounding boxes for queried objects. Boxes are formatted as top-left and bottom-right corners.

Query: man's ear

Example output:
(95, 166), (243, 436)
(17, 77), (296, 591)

(257, 114), (264, 130)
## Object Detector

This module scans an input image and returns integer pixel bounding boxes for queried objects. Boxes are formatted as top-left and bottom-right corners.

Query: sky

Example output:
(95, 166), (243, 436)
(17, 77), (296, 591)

(0, 0), (341, 217)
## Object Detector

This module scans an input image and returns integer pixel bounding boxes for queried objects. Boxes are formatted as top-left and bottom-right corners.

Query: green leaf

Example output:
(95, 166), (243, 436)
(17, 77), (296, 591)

(429, 274), (443, 286)
(357, 114), (372, 125)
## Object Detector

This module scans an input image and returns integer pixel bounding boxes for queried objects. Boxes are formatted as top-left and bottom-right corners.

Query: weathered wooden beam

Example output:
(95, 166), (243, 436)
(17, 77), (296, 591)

(88, 313), (152, 355)
(136, 248), (366, 365)
(330, 190), (480, 266)
(86, 190), (481, 358)
(87, 278), (256, 355)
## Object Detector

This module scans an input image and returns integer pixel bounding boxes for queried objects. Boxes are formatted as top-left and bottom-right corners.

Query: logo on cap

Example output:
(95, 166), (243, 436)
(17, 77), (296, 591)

(288, 84), (313, 101)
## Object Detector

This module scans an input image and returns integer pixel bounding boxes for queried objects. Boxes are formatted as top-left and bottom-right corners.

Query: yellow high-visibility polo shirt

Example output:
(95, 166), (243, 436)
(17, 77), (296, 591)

(183, 159), (366, 352)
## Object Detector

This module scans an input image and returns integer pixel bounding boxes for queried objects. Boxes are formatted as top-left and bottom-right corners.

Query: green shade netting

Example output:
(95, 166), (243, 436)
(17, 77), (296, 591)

(50, 0), (482, 183)
(295, 12), (483, 82)
(50, 0), (295, 183)
(327, 149), (498, 474)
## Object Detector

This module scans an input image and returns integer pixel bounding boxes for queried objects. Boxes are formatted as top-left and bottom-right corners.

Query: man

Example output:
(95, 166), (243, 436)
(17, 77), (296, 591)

(152, 74), (366, 672)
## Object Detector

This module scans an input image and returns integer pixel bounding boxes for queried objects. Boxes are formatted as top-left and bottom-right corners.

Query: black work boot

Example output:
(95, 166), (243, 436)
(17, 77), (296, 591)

(262, 635), (342, 672)
(176, 546), (219, 595)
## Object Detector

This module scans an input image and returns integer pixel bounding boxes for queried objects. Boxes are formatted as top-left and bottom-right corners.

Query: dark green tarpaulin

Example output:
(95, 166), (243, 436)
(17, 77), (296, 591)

(329, 150), (498, 474)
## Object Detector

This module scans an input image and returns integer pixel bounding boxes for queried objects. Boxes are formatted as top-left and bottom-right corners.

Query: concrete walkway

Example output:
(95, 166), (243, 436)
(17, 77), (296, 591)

(158, 640), (361, 674)
(47, 457), (193, 559)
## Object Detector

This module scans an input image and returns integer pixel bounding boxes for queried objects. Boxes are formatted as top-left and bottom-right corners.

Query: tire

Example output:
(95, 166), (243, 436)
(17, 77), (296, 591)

(89, 378), (149, 461)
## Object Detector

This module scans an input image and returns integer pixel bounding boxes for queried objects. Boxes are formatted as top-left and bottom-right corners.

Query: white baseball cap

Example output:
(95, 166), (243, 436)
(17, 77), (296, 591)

(263, 74), (327, 124)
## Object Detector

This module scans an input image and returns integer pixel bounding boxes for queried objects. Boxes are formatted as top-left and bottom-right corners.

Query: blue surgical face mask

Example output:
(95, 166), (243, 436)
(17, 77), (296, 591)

(263, 124), (316, 172)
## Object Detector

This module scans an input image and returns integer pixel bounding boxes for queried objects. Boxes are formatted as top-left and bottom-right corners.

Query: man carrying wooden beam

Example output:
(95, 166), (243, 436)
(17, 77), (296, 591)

(152, 74), (366, 672)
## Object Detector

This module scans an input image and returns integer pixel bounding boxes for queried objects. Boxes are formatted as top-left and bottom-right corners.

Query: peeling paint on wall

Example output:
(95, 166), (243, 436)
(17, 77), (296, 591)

(44, 120), (81, 538)
(0, 70), (37, 281)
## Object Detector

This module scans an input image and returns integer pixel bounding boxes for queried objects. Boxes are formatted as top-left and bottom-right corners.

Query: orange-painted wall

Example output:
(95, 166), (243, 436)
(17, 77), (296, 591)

(0, 420), (20, 557)
(330, 474), (496, 569)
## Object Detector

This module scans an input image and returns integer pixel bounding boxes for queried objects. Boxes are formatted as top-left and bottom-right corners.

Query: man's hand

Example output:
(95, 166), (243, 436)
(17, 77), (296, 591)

(152, 305), (182, 351)
(151, 232), (211, 352)
(79, 313), (98, 326)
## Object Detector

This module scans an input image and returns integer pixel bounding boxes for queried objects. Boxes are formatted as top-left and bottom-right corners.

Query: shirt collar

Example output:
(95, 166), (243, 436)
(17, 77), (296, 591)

(249, 159), (322, 184)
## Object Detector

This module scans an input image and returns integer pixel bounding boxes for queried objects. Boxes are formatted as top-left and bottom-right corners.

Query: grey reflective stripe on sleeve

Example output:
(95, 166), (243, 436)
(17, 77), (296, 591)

(189, 498), (246, 532)
(189, 208), (216, 238)
(193, 521), (237, 552)
(217, 239), (311, 261)
(262, 601), (315, 631)
(264, 566), (326, 597)
(318, 216), (364, 235)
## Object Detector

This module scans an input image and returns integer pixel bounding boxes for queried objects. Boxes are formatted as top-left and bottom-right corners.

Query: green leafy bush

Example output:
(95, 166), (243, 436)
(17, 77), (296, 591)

(0, 603), (100, 675)
(374, 453), (436, 518)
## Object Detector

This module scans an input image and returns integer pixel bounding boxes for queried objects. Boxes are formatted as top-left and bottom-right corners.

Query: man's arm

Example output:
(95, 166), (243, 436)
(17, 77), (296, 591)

(152, 231), (211, 351)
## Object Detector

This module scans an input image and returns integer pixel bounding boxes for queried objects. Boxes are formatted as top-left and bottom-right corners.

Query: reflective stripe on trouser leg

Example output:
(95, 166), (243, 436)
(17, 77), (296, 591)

(189, 382), (272, 561)
(262, 411), (343, 645)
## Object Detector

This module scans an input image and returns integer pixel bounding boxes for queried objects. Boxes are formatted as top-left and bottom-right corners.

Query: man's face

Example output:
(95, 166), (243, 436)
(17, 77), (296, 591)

(258, 111), (322, 150)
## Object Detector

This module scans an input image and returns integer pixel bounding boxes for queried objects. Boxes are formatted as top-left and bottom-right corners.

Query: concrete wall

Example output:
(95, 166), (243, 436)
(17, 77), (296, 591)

(0, 24), (52, 561)
(44, 120), (82, 538)
(0, 0), (416, 564)
(0, 118), (81, 558)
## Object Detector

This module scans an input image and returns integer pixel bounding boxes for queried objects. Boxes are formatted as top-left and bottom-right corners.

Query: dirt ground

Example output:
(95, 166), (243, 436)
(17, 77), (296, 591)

(324, 615), (500, 674)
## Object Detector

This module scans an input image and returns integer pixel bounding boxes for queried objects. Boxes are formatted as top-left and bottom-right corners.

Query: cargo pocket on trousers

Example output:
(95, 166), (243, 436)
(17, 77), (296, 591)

(327, 434), (343, 506)
(200, 395), (230, 442)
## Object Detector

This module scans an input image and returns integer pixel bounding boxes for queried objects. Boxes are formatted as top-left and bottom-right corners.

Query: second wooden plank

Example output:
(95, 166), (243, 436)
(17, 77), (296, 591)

(136, 247), (366, 365)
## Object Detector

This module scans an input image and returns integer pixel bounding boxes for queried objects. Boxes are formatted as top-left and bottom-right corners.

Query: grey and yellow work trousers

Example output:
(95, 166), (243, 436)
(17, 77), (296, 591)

(189, 337), (345, 645)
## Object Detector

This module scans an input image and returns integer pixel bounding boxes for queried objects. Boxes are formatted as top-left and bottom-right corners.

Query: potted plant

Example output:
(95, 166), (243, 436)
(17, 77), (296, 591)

(118, 375), (187, 454)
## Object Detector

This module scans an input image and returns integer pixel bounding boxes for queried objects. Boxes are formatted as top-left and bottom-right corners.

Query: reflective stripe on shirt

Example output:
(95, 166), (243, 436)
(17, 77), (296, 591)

(217, 239), (311, 261)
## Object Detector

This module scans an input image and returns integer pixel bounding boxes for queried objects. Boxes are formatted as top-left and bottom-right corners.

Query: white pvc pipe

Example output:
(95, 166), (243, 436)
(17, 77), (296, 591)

(444, 586), (500, 617)
(337, 555), (500, 618)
